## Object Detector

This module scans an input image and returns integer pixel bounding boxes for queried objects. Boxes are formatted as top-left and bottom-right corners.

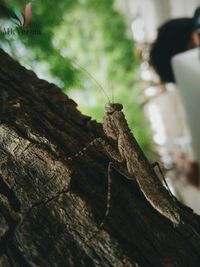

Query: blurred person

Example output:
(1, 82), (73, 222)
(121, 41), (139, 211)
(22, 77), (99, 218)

(150, 18), (199, 83)
(149, 8), (200, 186)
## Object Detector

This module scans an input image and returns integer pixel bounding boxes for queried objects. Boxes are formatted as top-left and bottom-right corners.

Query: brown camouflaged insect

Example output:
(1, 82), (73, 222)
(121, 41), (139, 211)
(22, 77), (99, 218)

(100, 102), (181, 225)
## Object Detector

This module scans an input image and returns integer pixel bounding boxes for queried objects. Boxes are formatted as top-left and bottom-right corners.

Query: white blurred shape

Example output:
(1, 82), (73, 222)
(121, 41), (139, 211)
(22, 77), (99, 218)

(145, 86), (158, 97)
(131, 18), (145, 42)
(147, 104), (166, 145)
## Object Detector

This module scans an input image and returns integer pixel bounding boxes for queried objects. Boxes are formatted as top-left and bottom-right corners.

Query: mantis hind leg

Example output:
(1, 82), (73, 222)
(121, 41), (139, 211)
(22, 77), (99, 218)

(152, 161), (175, 198)
(98, 161), (132, 231)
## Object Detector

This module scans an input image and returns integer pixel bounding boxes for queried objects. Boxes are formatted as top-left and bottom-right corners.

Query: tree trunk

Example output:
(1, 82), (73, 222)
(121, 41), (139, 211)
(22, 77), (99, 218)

(0, 48), (200, 267)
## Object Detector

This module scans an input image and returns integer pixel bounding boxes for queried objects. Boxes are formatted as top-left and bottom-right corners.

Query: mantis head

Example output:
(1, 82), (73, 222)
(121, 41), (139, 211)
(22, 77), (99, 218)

(104, 103), (123, 114)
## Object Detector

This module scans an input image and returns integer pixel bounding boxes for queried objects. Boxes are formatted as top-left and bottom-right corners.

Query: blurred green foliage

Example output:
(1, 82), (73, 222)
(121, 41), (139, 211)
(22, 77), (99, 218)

(0, 0), (154, 157)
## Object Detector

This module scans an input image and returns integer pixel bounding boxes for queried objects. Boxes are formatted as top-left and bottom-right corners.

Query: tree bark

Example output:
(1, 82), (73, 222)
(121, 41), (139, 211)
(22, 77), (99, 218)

(0, 48), (200, 267)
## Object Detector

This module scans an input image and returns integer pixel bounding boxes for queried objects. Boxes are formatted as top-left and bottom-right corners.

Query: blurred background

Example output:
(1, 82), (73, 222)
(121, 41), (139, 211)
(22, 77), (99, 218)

(0, 0), (200, 213)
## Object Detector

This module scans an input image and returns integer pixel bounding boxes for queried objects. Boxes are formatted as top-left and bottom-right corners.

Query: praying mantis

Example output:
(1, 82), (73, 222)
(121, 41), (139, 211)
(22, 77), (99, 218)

(72, 81), (181, 226)
(100, 101), (181, 225)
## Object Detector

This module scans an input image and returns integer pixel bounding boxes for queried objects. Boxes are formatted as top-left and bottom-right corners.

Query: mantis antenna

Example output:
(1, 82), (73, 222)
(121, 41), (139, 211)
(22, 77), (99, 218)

(72, 61), (110, 103)
(110, 80), (114, 103)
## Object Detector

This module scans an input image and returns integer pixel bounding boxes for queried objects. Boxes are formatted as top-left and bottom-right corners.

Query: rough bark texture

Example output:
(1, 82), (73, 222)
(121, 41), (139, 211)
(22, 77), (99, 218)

(0, 48), (200, 267)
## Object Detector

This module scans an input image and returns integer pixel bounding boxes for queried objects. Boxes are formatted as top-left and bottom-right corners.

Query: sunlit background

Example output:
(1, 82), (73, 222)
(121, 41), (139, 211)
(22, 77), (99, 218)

(0, 0), (200, 213)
